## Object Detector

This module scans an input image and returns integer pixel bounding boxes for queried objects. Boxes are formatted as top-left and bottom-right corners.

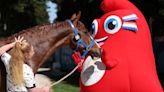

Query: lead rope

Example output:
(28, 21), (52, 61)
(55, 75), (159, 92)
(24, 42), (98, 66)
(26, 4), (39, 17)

(50, 60), (83, 87)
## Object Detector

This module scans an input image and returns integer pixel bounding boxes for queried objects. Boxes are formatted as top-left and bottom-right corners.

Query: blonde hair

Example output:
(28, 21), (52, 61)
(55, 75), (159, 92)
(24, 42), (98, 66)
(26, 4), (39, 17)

(9, 41), (31, 86)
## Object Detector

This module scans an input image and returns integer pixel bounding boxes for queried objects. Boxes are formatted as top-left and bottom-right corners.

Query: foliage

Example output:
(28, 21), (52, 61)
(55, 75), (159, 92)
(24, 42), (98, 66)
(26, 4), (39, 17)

(55, 0), (103, 30)
(0, 0), (48, 37)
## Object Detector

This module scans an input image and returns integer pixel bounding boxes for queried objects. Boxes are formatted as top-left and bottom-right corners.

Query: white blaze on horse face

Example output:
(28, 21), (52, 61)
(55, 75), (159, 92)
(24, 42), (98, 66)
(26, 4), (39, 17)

(81, 56), (106, 86)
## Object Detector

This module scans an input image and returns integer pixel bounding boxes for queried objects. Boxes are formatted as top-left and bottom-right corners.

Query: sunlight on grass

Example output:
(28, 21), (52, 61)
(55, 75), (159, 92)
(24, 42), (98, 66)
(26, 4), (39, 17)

(52, 81), (80, 92)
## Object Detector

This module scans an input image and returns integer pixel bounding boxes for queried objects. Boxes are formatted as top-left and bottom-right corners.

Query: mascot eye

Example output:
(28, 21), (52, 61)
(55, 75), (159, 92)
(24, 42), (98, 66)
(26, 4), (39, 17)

(90, 19), (98, 38)
(104, 15), (122, 34)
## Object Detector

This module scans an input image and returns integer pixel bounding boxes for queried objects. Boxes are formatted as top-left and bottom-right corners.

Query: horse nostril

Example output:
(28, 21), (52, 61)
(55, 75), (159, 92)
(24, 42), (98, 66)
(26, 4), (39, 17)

(92, 49), (102, 58)
(96, 52), (101, 57)
(97, 48), (102, 57)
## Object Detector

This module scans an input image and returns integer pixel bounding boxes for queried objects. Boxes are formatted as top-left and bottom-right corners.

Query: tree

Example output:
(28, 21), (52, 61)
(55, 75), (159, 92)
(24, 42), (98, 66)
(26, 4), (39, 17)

(56, 0), (103, 29)
(0, 0), (48, 37)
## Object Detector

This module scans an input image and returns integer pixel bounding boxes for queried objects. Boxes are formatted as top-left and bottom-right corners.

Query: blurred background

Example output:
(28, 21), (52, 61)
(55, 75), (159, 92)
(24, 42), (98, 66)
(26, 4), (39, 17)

(0, 0), (164, 92)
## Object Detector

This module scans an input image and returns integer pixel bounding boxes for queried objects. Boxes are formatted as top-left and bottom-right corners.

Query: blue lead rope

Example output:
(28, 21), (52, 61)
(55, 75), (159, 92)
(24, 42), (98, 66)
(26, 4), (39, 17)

(67, 20), (95, 59)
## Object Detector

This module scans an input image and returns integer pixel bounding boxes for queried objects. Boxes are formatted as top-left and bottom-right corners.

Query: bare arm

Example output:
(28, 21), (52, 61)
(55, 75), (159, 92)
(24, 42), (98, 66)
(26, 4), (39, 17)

(0, 42), (15, 56)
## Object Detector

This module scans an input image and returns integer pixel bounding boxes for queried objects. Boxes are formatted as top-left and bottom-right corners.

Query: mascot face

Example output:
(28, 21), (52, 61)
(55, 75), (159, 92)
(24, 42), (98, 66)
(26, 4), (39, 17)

(90, 12), (138, 47)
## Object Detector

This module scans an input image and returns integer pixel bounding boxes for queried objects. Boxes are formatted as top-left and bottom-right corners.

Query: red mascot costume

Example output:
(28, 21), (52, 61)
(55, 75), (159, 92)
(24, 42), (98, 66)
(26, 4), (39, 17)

(72, 0), (163, 92)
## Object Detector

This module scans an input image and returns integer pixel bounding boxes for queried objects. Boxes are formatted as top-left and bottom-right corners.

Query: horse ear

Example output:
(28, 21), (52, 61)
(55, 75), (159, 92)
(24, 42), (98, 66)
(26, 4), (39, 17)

(76, 11), (81, 21)
(71, 13), (77, 21)
(72, 11), (81, 26)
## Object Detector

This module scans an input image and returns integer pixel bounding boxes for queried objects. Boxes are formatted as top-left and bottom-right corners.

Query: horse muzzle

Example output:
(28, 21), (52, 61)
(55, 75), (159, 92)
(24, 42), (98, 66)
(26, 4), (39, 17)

(89, 48), (102, 58)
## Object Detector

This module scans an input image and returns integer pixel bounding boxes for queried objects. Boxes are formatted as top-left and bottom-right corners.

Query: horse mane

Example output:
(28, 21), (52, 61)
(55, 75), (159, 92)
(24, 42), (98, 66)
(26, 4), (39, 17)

(0, 20), (69, 44)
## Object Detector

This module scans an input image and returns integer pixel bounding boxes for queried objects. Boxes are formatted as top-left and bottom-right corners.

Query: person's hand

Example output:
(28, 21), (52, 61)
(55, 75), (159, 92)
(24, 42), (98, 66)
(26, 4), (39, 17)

(14, 36), (26, 43)
(10, 36), (25, 47)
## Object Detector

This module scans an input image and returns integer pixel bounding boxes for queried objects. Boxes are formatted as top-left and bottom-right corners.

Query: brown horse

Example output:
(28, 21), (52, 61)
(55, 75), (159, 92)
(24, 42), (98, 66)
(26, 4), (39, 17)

(0, 12), (101, 91)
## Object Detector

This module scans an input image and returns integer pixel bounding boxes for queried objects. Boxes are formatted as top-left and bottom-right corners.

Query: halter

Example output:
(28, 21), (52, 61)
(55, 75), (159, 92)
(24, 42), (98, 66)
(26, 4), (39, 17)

(67, 20), (95, 59)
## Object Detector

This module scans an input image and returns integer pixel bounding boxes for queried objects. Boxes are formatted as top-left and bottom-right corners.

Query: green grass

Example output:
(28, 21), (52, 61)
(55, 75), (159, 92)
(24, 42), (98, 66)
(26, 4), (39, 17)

(52, 81), (80, 92)
(41, 69), (80, 92)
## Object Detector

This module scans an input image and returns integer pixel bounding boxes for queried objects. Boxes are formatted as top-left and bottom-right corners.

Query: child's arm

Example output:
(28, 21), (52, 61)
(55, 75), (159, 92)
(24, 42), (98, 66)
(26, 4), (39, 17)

(0, 36), (24, 56)
(0, 42), (15, 56)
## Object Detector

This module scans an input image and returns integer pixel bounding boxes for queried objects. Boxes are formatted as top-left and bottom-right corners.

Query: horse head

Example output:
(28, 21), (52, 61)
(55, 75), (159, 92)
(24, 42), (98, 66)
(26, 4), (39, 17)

(0, 12), (101, 73)
(66, 11), (102, 59)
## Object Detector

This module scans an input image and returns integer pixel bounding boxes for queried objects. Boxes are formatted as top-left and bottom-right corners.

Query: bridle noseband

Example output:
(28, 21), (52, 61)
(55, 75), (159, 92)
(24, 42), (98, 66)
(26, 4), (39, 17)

(67, 20), (95, 59)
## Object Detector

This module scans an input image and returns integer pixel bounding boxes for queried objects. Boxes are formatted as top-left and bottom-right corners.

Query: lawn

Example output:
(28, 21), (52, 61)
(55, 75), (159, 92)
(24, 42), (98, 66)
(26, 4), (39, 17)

(39, 67), (80, 92)
(52, 81), (80, 92)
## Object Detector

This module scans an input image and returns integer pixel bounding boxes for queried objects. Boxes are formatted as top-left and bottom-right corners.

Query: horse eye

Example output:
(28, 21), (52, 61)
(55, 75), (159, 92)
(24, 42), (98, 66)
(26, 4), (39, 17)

(90, 19), (98, 38)
(104, 15), (122, 34)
